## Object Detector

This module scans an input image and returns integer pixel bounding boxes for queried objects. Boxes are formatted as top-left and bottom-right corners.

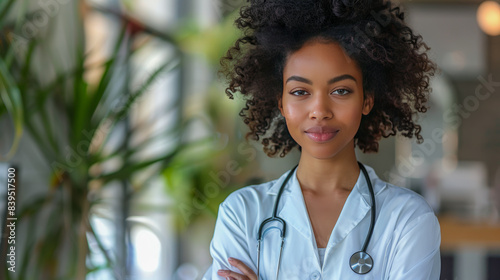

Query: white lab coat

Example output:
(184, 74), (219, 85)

(202, 165), (441, 279)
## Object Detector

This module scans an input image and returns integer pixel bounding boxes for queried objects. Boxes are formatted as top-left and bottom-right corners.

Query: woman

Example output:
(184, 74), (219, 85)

(203, 0), (440, 279)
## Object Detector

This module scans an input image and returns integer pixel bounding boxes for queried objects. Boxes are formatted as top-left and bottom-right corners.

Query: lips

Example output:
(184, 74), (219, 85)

(305, 126), (339, 143)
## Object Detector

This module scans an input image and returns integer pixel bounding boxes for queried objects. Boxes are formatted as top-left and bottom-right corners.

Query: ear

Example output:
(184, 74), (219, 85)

(278, 98), (284, 116)
(362, 92), (374, 115)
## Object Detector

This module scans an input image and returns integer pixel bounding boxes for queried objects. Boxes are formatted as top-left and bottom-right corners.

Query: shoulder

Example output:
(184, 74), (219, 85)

(375, 178), (440, 237)
(213, 177), (279, 233)
(378, 180), (435, 217)
(360, 164), (439, 237)
(364, 165), (435, 218)
(220, 167), (295, 209)
(220, 179), (277, 211)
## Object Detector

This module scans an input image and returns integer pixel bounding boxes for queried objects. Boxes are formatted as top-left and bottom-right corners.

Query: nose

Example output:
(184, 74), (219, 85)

(309, 94), (333, 120)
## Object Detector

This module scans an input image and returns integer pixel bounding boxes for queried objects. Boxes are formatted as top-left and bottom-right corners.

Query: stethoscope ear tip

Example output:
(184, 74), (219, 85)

(350, 251), (374, 274)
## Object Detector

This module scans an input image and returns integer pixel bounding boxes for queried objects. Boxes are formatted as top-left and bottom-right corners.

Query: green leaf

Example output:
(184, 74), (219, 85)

(67, 46), (90, 147)
(72, 70), (89, 149)
(93, 109), (195, 166)
(2, 39), (16, 69)
(111, 56), (180, 122)
(0, 57), (23, 159)
(19, 206), (45, 279)
(18, 195), (52, 217)
(0, 0), (16, 30)
(34, 203), (65, 278)
(96, 149), (179, 184)
(18, 39), (38, 92)
(86, 57), (181, 160)
(23, 117), (56, 163)
(88, 221), (113, 270)
(39, 101), (60, 152)
(86, 24), (128, 129)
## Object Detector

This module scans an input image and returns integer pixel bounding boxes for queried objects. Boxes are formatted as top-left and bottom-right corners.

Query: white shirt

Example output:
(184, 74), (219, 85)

(318, 248), (326, 268)
(202, 165), (441, 279)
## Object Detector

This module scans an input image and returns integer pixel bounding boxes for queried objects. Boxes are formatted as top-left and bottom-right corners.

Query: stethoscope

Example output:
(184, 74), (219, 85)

(256, 162), (376, 279)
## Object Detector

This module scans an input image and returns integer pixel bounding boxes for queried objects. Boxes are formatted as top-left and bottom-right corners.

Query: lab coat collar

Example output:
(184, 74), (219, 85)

(266, 164), (385, 249)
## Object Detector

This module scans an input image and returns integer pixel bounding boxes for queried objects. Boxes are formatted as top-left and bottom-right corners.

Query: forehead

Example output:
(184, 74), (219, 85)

(283, 41), (361, 78)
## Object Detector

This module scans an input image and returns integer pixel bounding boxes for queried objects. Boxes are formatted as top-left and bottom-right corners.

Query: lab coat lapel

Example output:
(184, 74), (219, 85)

(267, 168), (312, 240)
(328, 167), (372, 248)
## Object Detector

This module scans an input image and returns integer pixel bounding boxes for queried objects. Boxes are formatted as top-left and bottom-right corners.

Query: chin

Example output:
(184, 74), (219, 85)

(300, 139), (354, 161)
(303, 147), (343, 160)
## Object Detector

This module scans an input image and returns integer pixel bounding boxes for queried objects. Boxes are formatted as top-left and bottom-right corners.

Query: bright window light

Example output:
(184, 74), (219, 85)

(131, 227), (162, 272)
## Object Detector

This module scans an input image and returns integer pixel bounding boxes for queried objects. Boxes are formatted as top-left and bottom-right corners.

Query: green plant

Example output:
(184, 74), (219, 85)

(0, 0), (246, 278)
(0, 1), (194, 278)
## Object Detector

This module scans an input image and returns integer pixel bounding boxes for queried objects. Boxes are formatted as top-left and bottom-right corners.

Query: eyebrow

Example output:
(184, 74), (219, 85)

(285, 74), (357, 85)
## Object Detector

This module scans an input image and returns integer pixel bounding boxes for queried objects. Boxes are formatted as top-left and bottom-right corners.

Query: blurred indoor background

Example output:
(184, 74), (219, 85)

(0, 0), (499, 279)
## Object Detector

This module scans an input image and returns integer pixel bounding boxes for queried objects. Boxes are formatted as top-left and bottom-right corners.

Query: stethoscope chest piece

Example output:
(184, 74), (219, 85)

(350, 251), (373, 274)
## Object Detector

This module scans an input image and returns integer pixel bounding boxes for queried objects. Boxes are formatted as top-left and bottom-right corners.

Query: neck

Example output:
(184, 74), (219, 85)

(296, 145), (360, 194)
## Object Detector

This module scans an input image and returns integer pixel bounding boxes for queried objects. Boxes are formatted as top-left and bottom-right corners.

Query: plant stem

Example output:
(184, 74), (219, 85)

(76, 189), (89, 280)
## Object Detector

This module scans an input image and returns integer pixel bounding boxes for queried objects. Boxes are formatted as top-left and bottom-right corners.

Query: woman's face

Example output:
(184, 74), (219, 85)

(280, 40), (373, 160)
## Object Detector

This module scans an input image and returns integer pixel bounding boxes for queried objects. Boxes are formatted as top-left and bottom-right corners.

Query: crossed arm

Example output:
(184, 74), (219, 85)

(217, 258), (256, 280)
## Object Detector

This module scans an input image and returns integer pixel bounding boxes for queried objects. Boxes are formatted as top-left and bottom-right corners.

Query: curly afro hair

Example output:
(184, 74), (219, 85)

(220, 0), (436, 157)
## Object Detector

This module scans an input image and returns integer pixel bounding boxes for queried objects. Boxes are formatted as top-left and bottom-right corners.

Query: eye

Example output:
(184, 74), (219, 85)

(290, 90), (309, 96)
(332, 88), (351, 96)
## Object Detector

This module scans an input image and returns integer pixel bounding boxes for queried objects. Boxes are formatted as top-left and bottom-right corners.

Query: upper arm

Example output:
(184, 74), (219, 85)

(202, 200), (256, 280)
(386, 212), (441, 280)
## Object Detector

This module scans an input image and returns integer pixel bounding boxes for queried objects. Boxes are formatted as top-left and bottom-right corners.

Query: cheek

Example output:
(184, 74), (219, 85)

(336, 103), (364, 126)
(282, 102), (302, 122)
(344, 106), (363, 118)
(284, 107), (298, 120)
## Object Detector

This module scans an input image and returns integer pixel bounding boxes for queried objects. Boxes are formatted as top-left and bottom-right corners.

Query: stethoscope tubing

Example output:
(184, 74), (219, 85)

(359, 162), (376, 253)
(256, 162), (376, 278)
